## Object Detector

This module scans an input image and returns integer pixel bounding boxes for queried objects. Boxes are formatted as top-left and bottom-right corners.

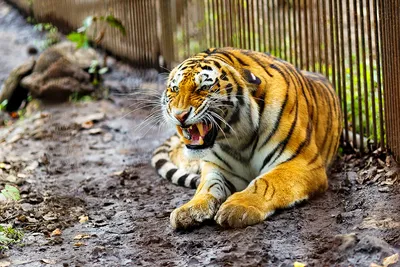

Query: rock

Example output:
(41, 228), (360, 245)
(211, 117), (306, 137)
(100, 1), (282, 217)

(21, 59), (94, 102)
(33, 41), (97, 73)
(0, 59), (35, 111)
(19, 41), (98, 103)
(21, 203), (34, 212)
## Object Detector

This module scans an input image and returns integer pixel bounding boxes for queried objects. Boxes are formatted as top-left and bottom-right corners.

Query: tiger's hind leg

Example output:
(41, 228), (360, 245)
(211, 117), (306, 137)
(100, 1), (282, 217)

(215, 158), (328, 228)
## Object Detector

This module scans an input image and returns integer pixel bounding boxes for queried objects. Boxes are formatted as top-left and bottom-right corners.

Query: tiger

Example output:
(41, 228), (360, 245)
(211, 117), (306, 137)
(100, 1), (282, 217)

(151, 47), (342, 229)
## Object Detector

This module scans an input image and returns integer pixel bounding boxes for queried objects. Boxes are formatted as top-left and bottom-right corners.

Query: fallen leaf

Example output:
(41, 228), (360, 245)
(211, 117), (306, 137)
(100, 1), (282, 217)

(41, 259), (56, 264)
(81, 120), (94, 129)
(88, 128), (103, 135)
(382, 253), (399, 267)
(1, 184), (21, 201)
(50, 228), (62, 236)
(294, 262), (306, 267)
(75, 113), (105, 125)
(73, 242), (85, 247)
(42, 213), (57, 221)
(7, 134), (22, 144)
(370, 263), (382, 267)
(111, 171), (124, 176)
(79, 215), (89, 223)
(0, 163), (11, 170)
(17, 173), (28, 178)
(73, 234), (91, 240)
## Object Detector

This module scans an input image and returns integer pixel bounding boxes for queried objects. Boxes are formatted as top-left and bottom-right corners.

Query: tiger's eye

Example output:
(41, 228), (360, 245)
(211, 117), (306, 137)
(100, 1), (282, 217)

(171, 86), (178, 92)
(200, 85), (210, 91)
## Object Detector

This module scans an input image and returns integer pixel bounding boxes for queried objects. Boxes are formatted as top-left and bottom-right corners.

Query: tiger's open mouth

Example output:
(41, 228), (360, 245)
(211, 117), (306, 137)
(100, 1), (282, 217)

(176, 122), (218, 149)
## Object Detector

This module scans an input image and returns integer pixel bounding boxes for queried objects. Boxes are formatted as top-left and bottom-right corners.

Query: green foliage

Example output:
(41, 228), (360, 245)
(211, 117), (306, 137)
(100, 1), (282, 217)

(0, 100), (7, 112)
(33, 22), (60, 49)
(0, 225), (23, 251)
(103, 15), (126, 36)
(69, 92), (93, 103)
(67, 32), (90, 49)
(0, 185), (21, 201)
(67, 14), (126, 49)
(88, 60), (108, 86)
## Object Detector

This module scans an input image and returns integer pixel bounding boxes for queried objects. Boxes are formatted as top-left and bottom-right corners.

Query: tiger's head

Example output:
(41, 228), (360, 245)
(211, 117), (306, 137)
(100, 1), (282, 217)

(161, 54), (261, 156)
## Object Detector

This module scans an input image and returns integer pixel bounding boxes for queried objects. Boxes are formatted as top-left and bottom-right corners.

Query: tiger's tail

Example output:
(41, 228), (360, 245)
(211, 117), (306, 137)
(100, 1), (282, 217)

(151, 135), (200, 189)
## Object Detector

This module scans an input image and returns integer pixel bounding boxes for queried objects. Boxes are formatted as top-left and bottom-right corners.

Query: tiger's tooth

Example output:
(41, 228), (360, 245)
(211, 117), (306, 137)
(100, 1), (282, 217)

(199, 136), (204, 145)
(197, 123), (204, 136)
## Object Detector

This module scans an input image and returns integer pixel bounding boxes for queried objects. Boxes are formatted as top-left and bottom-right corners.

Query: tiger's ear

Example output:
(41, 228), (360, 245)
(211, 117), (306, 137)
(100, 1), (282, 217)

(243, 69), (261, 85)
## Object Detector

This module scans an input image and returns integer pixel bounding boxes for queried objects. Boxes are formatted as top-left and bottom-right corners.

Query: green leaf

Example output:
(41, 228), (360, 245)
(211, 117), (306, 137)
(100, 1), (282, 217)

(67, 32), (82, 42)
(105, 15), (126, 35)
(1, 185), (21, 201)
(0, 233), (13, 245)
(67, 32), (89, 49)
(98, 67), (108, 75)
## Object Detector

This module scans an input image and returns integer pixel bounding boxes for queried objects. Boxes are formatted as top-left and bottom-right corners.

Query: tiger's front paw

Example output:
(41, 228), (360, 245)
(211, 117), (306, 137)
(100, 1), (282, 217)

(170, 194), (220, 230)
(215, 192), (267, 228)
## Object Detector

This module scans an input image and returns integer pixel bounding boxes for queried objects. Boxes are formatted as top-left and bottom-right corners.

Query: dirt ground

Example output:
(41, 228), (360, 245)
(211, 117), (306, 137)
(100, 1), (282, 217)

(0, 2), (399, 266)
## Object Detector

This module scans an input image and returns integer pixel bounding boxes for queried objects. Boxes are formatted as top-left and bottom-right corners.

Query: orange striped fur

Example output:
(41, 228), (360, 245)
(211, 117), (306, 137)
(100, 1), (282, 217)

(151, 48), (342, 229)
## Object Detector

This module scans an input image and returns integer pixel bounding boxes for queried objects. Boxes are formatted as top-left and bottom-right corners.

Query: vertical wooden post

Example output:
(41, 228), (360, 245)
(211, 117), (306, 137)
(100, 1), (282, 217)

(379, 0), (400, 161)
(158, 0), (175, 70)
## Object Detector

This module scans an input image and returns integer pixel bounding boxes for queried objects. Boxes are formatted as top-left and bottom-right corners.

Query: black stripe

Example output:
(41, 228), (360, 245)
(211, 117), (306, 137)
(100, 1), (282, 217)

(269, 63), (290, 85)
(201, 65), (213, 71)
(177, 174), (189, 186)
(225, 51), (250, 66)
(207, 182), (219, 193)
(241, 50), (274, 77)
(190, 176), (199, 189)
(307, 153), (320, 165)
(250, 135), (260, 157)
(154, 149), (169, 155)
(268, 89), (299, 166)
(223, 178), (237, 194)
(212, 151), (232, 170)
(155, 159), (167, 170)
(213, 60), (221, 69)
(221, 71), (229, 81)
(226, 105), (240, 127)
(219, 144), (245, 162)
(318, 83), (333, 160)
(259, 87), (290, 149)
(236, 86), (244, 105)
(165, 168), (177, 181)
(214, 51), (235, 65)
(283, 120), (313, 164)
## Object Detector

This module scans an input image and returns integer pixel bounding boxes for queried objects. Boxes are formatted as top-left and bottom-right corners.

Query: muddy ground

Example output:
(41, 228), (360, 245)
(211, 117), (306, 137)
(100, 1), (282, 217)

(0, 2), (399, 266)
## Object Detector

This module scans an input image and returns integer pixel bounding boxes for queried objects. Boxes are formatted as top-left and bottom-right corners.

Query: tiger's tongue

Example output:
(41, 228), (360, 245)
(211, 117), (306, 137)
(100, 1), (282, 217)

(177, 123), (210, 145)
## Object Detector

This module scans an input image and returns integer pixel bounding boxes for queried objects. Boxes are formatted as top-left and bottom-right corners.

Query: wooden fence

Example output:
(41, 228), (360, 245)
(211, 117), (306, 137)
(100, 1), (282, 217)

(6, 0), (400, 161)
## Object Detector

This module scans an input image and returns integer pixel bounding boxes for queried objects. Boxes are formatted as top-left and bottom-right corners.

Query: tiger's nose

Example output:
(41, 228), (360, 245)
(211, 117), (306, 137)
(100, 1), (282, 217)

(173, 108), (191, 123)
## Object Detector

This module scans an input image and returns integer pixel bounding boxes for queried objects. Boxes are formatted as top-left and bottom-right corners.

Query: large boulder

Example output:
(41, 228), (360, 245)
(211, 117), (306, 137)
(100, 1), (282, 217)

(21, 41), (99, 102)
(0, 41), (99, 109)
(0, 59), (35, 111)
